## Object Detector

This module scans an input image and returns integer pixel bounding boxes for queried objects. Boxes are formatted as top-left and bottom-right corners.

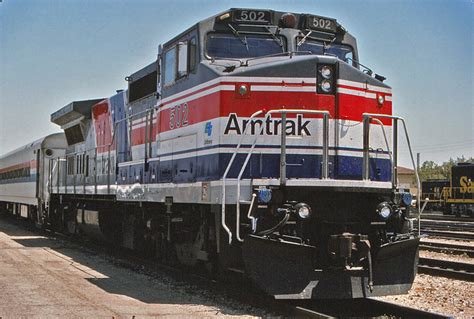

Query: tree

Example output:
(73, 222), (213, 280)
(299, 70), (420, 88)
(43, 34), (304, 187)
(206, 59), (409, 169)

(418, 156), (473, 181)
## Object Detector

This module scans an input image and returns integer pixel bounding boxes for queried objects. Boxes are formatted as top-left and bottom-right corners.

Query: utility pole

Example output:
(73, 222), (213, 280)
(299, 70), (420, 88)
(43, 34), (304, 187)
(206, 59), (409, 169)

(416, 152), (420, 172)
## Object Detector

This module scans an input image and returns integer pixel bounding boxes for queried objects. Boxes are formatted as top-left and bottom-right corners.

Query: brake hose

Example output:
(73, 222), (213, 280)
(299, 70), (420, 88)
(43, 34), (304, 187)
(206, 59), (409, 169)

(257, 212), (290, 236)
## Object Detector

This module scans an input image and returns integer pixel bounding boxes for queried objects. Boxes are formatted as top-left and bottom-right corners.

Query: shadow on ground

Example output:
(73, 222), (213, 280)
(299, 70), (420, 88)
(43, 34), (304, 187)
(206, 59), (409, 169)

(0, 215), (259, 316)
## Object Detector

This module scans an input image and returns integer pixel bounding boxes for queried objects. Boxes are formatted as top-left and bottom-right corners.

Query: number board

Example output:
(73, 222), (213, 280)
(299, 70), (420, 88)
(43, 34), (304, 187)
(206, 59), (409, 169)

(232, 9), (271, 24)
(305, 15), (337, 33)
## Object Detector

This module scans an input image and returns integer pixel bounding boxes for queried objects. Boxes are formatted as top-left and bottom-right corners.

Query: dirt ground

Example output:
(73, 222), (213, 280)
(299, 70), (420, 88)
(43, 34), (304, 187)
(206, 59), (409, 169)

(1, 218), (472, 318)
(381, 242), (474, 318)
(0, 220), (262, 318)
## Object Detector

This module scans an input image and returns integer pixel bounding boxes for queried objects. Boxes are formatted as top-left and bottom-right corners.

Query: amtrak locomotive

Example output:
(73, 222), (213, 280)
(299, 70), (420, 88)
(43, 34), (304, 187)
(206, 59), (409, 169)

(0, 9), (421, 299)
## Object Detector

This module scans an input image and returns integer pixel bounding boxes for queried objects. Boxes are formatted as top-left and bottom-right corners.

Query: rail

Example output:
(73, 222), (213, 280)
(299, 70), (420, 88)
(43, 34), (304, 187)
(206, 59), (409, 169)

(48, 107), (155, 196)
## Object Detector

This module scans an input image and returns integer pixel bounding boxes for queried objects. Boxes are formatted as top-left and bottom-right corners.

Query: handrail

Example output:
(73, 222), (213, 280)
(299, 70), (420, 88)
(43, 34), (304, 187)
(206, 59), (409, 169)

(367, 117), (393, 168)
(236, 109), (330, 242)
(221, 110), (264, 245)
(222, 109), (330, 244)
(363, 113), (421, 236)
(51, 107), (155, 195)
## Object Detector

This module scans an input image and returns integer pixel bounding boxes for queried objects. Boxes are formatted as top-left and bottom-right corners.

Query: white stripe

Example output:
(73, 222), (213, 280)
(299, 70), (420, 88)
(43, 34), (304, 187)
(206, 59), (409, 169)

(252, 85), (315, 92)
(131, 114), (157, 125)
(337, 87), (376, 99)
(337, 79), (392, 94)
(160, 76), (317, 104)
(156, 146), (390, 162)
(160, 83), (317, 111)
(367, 84), (392, 94)
(161, 85), (235, 110)
(225, 76), (316, 84)
(132, 122), (147, 129)
(337, 79), (366, 89)
(118, 159), (145, 167)
(385, 96), (392, 101)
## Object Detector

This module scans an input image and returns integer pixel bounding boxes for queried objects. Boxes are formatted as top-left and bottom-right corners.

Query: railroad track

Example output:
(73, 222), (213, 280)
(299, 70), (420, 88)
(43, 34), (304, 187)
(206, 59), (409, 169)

(420, 241), (474, 257)
(289, 298), (450, 318)
(1, 214), (453, 318)
(419, 229), (474, 241)
(418, 257), (474, 282)
(421, 213), (474, 223)
(417, 218), (474, 240)
(421, 220), (474, 232)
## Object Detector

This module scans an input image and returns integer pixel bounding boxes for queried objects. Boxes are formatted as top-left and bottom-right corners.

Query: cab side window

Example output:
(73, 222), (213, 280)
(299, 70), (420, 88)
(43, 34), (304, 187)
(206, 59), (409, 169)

(163, 47), (177, 86)
(162, 37), (197, 87)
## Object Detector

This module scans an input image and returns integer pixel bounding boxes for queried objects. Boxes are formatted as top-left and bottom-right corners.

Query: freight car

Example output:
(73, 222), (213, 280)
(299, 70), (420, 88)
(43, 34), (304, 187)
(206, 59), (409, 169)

(1, 8), (421, 299)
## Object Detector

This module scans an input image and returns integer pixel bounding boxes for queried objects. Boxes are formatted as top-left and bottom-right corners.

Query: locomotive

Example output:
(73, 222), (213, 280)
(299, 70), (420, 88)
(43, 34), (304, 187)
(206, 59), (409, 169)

(422, 163), (474, 216)
(1, 9), (421, 299)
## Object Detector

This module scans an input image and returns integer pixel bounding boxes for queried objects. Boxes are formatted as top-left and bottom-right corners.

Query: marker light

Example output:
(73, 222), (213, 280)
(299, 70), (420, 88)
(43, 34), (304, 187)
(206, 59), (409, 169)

(239, 84), (248, 96)
(377, 95), (384, 105)
(219, 13), (231, 21)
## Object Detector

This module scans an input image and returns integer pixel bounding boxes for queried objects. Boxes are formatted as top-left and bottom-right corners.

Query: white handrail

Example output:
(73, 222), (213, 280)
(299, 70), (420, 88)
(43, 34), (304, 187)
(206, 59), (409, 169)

(363, 113), (421, 236)
(224, 108), (330, 243)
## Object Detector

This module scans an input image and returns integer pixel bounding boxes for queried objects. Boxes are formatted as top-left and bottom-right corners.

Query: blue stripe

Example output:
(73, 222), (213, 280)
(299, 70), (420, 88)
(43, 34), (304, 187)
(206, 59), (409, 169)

(148, 143), (390, 159)
(117, 154), (391, 185)
(0, 174), (37, 185)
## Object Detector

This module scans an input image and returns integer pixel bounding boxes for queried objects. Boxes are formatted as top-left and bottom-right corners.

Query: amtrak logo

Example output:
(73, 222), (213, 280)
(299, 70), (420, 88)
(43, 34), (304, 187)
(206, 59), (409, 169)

(204, 121), (213, 136)
(224, 113), (311, 136)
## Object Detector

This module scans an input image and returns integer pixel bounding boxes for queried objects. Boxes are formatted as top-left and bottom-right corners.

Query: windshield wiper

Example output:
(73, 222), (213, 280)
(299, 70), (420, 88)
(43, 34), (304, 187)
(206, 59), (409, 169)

(323, 37), (337, 55)
(227, 24), (249, 51)
(297, 30), (313, 47)
(264, 26), (284, 50)
(244, 50), (312, 65)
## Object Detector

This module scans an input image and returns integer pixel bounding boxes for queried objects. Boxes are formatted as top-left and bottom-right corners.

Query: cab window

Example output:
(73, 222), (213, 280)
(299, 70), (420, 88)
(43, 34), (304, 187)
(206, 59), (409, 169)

(163, 47), (177, 86)
(207, 33), (286, 59)
(297, 39), (353, 64)
(163, 37), (197, 86)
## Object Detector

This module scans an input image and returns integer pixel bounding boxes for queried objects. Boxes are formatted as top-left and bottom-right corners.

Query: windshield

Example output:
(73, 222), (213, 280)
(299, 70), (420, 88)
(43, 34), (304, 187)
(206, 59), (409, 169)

(297, 39), (353, 64)
(207, 33), (286, 59)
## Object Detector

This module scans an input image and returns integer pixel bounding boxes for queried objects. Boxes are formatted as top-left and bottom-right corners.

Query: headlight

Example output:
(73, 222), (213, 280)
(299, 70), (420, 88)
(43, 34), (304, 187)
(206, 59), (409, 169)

(320, 80), (332, 93)
(295, 203), (311, 219)
(376, 202), (392, 220)
(320, 65), (332, 79)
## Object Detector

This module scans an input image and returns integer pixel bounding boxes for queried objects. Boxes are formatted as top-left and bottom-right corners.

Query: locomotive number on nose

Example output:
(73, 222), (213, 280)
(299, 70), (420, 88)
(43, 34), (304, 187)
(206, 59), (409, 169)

(233, 10), (271, 23)
(169, 103), (189, 129)
(306, 14), (337, 33)
(312, 18), (331, 30)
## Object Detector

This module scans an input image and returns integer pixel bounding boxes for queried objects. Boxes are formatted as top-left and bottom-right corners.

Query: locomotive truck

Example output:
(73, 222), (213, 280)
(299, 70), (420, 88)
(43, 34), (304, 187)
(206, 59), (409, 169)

(1, 8), (421, 299)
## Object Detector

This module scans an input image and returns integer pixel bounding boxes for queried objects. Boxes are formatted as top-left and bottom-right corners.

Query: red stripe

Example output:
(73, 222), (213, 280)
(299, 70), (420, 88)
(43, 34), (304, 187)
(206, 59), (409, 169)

(156, 89), (392, 134)
(0, 161), (31, 173)
(93, 100), (115, 153)
(338, 84), (392, 96)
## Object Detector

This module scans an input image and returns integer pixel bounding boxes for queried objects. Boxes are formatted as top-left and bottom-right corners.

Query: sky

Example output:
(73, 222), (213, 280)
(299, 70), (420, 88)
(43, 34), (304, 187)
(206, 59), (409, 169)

(0, 0), (472, 167)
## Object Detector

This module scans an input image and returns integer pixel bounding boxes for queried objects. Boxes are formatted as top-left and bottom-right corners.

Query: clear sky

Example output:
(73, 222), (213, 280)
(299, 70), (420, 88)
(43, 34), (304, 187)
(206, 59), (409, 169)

(0, 0), (472, 167)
